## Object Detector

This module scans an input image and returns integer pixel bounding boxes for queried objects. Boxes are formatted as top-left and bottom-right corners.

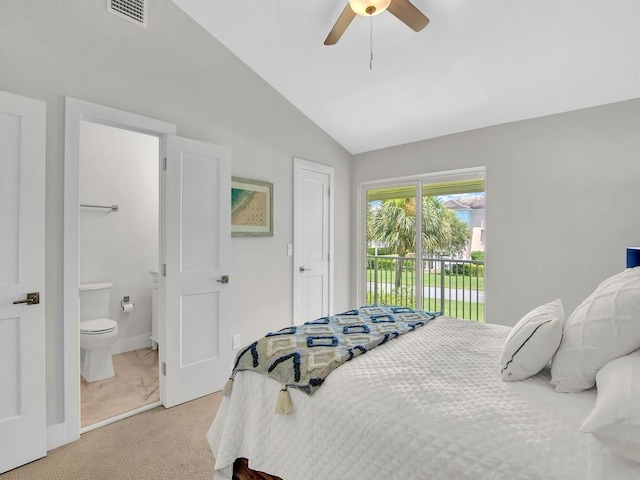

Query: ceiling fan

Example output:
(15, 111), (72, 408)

(324, 0), (429, 45)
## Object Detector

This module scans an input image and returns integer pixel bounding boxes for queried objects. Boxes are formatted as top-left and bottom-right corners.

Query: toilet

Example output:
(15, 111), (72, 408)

(79, 282), (119, 382)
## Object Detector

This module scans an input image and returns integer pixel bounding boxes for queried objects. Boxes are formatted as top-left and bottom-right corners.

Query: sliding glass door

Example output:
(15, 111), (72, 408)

(366, 181), (420, 309)
(363, 171), (485, 321)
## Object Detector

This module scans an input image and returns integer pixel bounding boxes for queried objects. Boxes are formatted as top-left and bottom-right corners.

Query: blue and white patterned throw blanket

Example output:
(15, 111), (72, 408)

(223, 306), (439, 413)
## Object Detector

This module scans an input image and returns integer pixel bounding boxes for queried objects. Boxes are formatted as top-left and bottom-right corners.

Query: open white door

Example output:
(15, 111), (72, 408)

(162, 135), (232, 408)
(0, 91), (47, 473)
(293, 158), (334, 323)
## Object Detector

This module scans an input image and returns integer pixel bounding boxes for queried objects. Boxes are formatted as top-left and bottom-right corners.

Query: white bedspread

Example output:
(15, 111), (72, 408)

(208, 316), (640, 479)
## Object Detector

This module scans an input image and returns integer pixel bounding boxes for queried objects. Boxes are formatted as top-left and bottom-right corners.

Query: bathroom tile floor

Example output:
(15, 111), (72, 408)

(81, 347), (159, 428)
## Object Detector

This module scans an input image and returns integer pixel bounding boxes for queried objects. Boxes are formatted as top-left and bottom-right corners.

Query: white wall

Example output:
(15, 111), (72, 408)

(0, 0), (353, 428)
(79, 121), (159, 352)
(353, 99), (640, 326)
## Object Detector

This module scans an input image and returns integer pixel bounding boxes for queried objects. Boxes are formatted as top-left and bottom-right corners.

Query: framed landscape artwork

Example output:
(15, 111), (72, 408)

(231, 177), (273, 237)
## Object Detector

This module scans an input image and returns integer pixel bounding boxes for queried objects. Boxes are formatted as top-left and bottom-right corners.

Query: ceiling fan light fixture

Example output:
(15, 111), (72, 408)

(348, 0), (392, 17)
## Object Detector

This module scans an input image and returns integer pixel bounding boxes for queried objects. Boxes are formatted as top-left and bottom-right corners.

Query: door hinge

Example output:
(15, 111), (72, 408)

(162, 362), (167, 376)
(163, 157), (167, 171)
(162, 264), (167, 276)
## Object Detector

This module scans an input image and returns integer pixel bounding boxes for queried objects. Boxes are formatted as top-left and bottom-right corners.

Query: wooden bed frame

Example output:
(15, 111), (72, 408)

(232, 458), (282, 480)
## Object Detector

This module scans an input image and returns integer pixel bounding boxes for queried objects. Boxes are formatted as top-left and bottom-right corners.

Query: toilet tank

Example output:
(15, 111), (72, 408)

(79, 282), (113, 321)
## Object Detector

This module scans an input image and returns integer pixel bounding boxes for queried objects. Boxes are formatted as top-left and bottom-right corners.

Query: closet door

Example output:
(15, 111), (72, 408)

(162, 135), (232, 408)
(293, 158), (334, 323)
(0, 91), (47, 473)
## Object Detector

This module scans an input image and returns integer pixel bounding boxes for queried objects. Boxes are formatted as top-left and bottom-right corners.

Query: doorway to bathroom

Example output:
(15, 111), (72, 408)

(78, 121), (162, 431)
(63, 98), (233, 447)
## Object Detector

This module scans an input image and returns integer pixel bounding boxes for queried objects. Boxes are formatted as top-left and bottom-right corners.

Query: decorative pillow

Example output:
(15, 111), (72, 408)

(580, 349), (640, 463)
(500, 299), (564, 381)
(551, 268), (640, 393)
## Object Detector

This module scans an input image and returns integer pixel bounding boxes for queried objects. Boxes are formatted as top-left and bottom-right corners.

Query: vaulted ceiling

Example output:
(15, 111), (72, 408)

(172, 0), (640, 154)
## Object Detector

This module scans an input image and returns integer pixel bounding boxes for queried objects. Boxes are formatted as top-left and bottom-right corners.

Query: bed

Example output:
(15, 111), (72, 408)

(208, 300), (640, 479)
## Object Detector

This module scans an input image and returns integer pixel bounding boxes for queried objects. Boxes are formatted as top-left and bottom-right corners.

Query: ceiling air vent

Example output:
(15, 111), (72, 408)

(107, 0), (147, 28)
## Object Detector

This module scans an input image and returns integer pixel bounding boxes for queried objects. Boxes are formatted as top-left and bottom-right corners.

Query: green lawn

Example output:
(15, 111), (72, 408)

(366, 293), (484, 322)
(437, 299), (484, 322)
(366, 268), (484, 291)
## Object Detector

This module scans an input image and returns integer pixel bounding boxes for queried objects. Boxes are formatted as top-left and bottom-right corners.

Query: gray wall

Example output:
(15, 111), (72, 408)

(353, 99), (640, 326)
(0, 0), (353, 426)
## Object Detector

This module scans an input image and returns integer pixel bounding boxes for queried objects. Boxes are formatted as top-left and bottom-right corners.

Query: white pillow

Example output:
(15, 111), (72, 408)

(551, 268), (640, 393)
(500, 299), (564, 381)
(580, 349), (640, 463)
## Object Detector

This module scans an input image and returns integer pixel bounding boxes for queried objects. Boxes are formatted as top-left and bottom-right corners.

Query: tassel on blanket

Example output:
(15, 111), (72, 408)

(222, 377), (234, 397)
(275, 385), (294, 414)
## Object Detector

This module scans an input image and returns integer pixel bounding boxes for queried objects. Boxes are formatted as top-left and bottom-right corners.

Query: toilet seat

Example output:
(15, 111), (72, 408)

(80, 318), (118, 335)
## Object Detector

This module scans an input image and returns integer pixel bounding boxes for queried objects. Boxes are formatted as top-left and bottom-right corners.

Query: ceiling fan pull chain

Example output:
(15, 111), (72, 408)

(370, 15), (374, 70)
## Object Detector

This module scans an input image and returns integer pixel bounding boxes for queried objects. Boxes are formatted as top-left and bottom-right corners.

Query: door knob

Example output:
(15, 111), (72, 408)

(216, 275), (229, 284)
(13, 292), (40, 305)
(299, 267), (311, 273)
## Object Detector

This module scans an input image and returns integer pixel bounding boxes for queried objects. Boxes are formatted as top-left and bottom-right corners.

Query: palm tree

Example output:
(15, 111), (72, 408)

(368, 196), (470, 289)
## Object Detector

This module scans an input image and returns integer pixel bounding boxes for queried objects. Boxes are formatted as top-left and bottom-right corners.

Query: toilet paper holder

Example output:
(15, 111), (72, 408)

(121, 296), (135, 312)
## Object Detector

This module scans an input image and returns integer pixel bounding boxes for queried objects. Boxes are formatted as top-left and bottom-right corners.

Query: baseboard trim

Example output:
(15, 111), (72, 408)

(112, 333), (152, 355)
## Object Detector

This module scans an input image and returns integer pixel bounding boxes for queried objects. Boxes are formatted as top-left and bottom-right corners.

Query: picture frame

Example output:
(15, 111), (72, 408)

(231, 177), (273, 237)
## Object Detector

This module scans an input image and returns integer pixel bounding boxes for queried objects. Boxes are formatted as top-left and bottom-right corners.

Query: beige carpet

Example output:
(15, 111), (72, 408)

(1, 392), (222, 480)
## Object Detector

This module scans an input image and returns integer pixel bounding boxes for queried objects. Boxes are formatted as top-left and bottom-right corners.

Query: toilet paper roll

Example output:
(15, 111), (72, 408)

(122, 302), (134, 313)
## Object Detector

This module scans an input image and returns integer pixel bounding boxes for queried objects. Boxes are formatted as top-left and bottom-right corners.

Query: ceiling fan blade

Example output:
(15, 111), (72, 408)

(386, 0), (430, 32)
(324, 4), (356, 45)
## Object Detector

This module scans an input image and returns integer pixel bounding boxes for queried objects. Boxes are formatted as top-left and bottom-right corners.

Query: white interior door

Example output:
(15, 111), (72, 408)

(293, 158), (334, 323)
(0, 91), (47, 473)
(162, 135), (232, 408)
